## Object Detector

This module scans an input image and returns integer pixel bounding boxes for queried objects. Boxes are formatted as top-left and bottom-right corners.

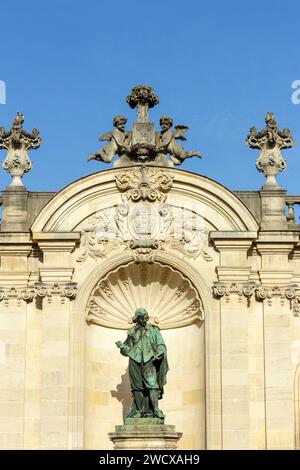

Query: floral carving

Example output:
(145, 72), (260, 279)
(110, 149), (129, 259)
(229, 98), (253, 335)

(115, 166), (173, 202)
(76, 207), (126, 262)
(76, 199), (212, 264)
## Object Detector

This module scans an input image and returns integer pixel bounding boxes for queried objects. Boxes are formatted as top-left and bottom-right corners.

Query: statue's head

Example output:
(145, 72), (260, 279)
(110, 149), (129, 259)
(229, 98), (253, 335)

(113, 115), (127, 131)
(132, 307), (149, 326)
(160, 115), (173, 132)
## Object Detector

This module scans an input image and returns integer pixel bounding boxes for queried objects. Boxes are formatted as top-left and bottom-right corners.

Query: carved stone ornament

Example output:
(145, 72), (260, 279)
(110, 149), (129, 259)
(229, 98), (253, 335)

(0, 286), (36, 305)
(0, 282), (77, 306)
(76, 201), (213, 263)
(35, 282), (77, 303)
(86, 262), (204, 329)
(246, 112), (294, 189)
(88, 85), (201, 168)
(0, 112), (42, 188)
(292, 297), (300, 317)
(213, 281), (299, 311)
(115, 166), (173, 202)
(212, 281), (258, 299)
(254, 284), (297, 301)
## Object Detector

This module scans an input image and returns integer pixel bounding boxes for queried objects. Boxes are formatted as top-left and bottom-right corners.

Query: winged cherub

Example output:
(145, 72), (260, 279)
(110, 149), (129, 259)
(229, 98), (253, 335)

(88, 115), (131, 164)
(156, 116), (201, 166)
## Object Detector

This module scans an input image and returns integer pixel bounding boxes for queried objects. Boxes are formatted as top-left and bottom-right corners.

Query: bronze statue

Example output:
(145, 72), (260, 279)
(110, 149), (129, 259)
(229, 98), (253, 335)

(116, 307), (169, 420)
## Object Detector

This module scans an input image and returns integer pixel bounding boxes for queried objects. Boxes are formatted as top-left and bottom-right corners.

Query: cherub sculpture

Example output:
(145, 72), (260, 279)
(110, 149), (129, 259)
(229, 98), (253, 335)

(88, 115), (131, 164)
(156, 116), (201, 165)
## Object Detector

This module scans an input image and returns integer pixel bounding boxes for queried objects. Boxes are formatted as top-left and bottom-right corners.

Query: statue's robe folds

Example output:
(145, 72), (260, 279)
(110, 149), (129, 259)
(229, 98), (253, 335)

(122, 324), (169, 399)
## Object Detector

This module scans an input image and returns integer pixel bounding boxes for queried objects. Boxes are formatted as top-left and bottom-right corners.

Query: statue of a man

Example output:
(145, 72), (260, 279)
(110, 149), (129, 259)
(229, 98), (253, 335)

(156, 115), (201, 165)
(116, 307), (168, 420)
(88, 115), (131, 163)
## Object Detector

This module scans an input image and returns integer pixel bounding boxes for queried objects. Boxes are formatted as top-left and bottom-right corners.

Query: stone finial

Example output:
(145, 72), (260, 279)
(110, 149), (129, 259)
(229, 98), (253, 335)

(126, 85), (159, 123)
(246, 112), (294, 189)
(0, 112), (42, 188)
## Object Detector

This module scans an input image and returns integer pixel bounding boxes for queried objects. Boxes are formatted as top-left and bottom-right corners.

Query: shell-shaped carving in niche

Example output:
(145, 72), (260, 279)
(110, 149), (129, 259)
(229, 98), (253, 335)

(86, 262), (204, 330)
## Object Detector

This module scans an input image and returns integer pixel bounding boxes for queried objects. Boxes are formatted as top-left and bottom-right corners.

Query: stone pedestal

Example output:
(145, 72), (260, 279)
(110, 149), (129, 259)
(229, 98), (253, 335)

(1, 188), (29, 231)
(260, 188), (287, 229)
(109, 418), (182, 450)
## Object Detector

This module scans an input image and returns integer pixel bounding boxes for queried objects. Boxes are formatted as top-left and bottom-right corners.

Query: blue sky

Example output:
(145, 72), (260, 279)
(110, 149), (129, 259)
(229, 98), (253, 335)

(1, 0), (300, 194)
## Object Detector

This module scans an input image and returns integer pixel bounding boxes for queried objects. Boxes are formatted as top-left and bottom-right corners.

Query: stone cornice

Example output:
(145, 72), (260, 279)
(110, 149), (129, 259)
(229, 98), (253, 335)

(210, 231), (257, 251)
(32, 232), (80, 253)
(0, 233), (32, 256)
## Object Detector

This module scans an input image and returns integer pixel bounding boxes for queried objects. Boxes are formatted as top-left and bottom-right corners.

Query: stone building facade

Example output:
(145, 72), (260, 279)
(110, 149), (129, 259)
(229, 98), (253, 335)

(0, 88), (299, 449)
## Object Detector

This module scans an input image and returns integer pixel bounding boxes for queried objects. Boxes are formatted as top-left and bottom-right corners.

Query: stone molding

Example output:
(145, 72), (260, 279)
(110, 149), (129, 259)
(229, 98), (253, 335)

(212, 280), (300, 314)
(0, 282), (78, 305)
(0, 286), (36, 305)
(30, 169), (259, 232)
(35, 281), (78, 303)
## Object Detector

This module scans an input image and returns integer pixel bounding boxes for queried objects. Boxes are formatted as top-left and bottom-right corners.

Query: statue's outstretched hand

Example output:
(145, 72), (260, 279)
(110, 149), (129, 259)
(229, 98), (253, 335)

(115, 341), (123, 348)
(154, 353), (164, 361)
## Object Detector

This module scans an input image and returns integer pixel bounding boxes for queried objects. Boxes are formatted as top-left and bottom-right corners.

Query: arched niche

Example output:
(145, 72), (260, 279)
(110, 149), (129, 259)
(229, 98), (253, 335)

(81, 260), (206, 450)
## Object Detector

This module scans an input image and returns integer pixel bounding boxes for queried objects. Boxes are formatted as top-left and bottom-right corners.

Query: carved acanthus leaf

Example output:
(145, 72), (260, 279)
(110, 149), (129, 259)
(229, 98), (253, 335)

(115, 166), (173, 202)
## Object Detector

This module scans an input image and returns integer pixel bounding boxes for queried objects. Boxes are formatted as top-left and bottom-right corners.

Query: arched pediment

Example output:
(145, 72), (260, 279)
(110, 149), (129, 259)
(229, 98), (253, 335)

(31, 167), (259, 233)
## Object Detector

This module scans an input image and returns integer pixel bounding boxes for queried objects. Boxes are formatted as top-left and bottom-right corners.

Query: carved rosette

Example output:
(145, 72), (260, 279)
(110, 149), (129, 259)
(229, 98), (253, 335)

(115, 166), (173, 202)
(86, 262), (204, 329)
(246, 112), (294, 188)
